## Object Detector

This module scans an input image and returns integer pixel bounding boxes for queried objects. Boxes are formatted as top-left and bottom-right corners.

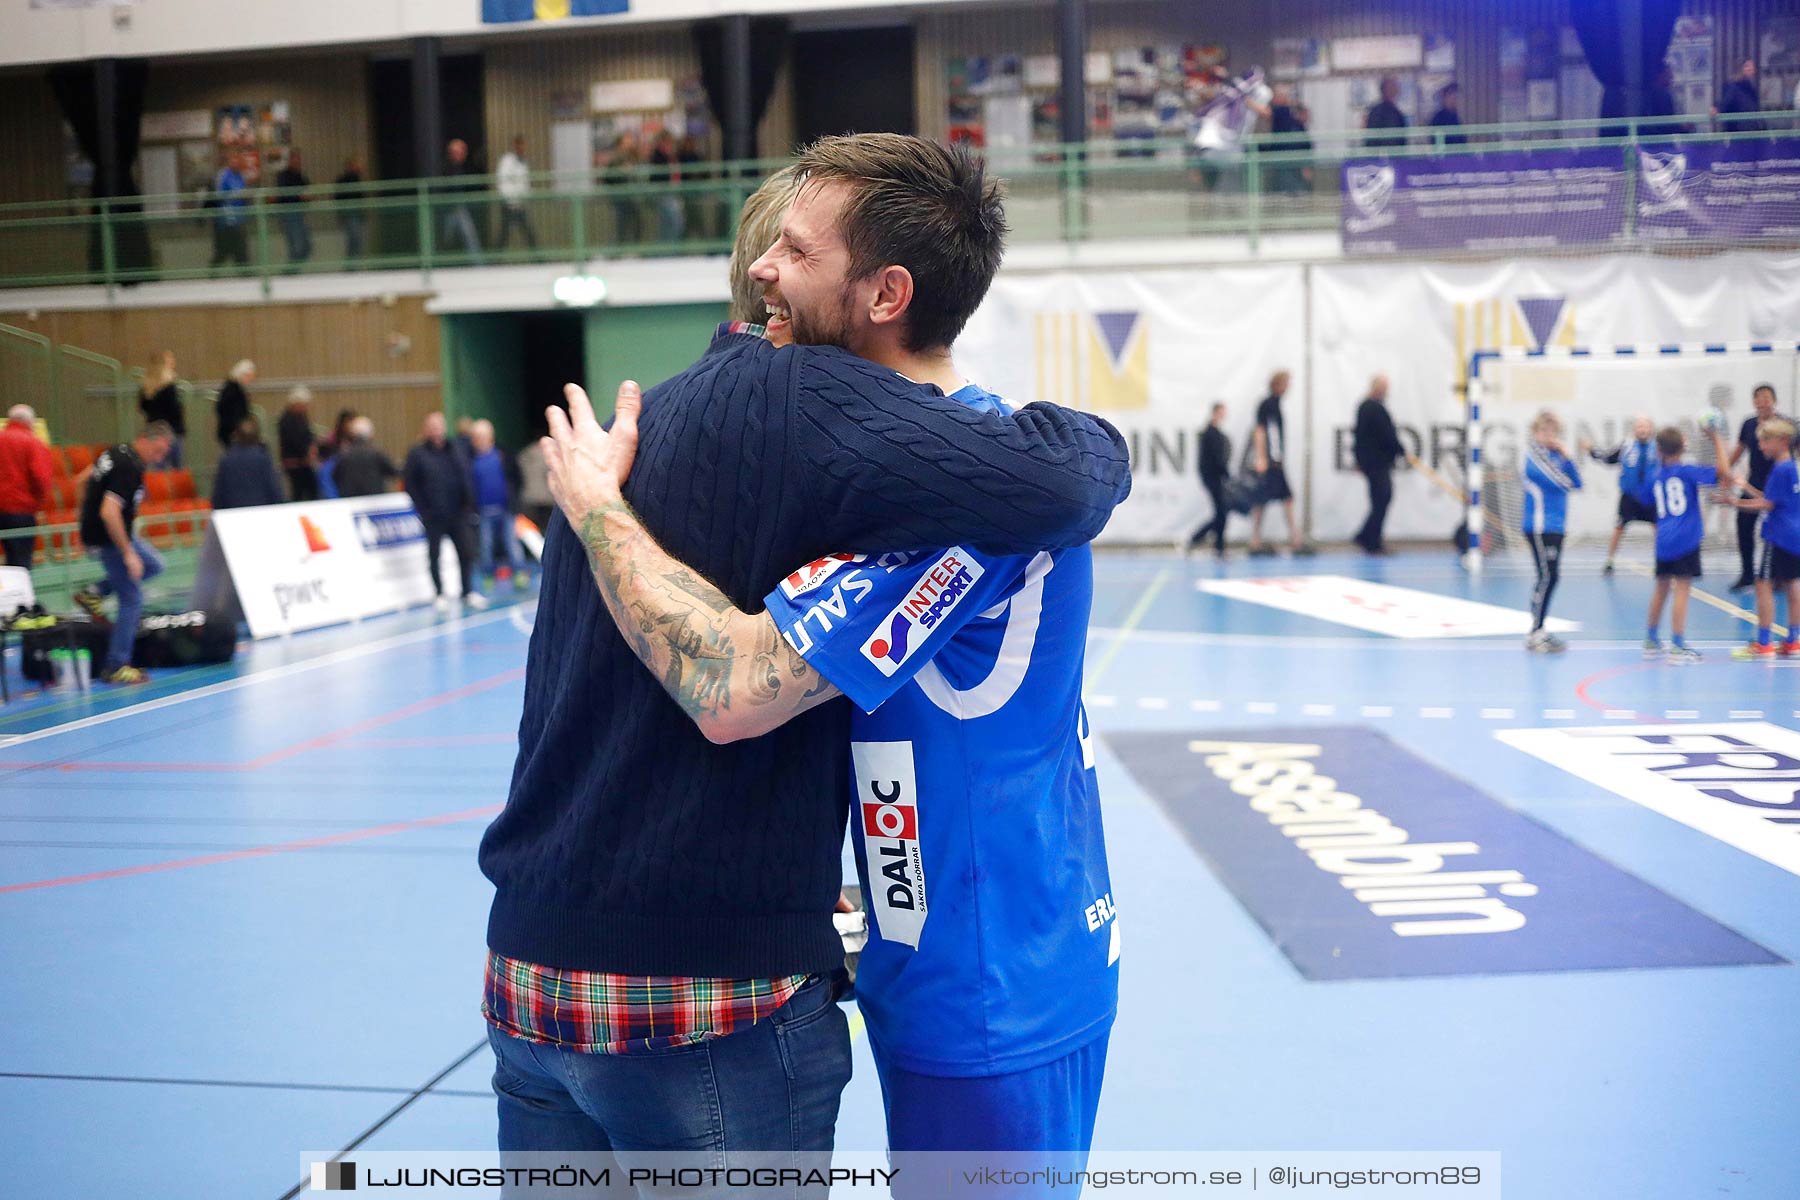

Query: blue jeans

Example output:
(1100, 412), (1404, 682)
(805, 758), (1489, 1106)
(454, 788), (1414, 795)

(280, 211), (312, 262)
(92, 536), (165, 671)
(488, 972), (851, 1198)
(478, 505), (520, 578)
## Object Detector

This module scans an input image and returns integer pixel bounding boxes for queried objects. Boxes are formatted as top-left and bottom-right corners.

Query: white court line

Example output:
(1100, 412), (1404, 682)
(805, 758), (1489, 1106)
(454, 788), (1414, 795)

(1246, 701), (1278, 715)
(1083, 627), (1741, 653)
(1136, 697), (1170, 711)
(1088, 695), (1118, 708)
(1730, 710), (1765, 720)
(1421, 707), (1455, 719)
(509, 605), (537, 637)
(1603, 710), (1636, 721)
(1361, 705), (1393, 717)
(1302, 704), (1336, 716)
(1189, 699), (1221, 712)
(1543, 709), (1576, 720)
(1665, 710), (1700, 720)
(1481, 708), (1516, 720)
(0, 605), (527, 752)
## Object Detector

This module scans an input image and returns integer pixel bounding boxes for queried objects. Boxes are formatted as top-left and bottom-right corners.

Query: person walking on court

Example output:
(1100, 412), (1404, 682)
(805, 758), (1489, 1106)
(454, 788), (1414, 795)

(72, 423), (174, 685)
(1352, 374), (1405, 555)
(1247, 369), (1310, 557)
(211, 418), (285, 510)
(277, 386), (319, 502)
(215, 360), (255, 449)
(1182, 402), (1231, 557)
(138, 350), (185, 469)
(1522, 410), (1581, 653)
(0, 405), (54, 569)
(467, 419), (527, 591)
(404, 412), (484, 613)
(1728, 384), (1787, 591)
(1580, 414), (1658, 575)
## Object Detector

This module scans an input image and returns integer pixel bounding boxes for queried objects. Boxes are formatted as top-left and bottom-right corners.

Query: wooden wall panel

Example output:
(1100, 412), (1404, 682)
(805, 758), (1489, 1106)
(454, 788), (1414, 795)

(0, 295), (442, 458)
(0, 70), (69, 207)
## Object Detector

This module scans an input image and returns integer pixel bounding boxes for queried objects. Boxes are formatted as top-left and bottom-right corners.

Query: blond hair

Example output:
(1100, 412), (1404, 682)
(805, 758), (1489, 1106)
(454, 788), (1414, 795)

(728, 167), (800, 325)
(1758, 417), (1796, 443)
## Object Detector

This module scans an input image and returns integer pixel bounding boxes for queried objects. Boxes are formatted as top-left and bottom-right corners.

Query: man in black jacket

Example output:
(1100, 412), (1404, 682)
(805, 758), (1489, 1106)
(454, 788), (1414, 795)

(1365, 77), (1409, 150)
(214, 360), (254, 448)
(211, 418), (284, 509)
(1353, 373), (1406, 555)
(334, 416), (400, 498)
(403, 412), (483, 612)
(1183, 402), (1232, 557)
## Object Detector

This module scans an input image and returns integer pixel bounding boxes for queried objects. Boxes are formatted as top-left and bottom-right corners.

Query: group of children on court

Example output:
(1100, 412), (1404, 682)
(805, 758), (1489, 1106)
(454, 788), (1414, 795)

(1520, 397), (1799, 660)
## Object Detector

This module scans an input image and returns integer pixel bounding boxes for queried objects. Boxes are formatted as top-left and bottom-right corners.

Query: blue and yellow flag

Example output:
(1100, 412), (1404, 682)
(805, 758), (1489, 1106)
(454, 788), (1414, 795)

(482, 0), (628, 24)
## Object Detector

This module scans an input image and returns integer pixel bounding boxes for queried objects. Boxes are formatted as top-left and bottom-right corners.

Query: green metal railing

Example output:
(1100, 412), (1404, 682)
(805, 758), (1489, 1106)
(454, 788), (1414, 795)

(1, 111), (1796, 292)
(7, 516), (209, 616)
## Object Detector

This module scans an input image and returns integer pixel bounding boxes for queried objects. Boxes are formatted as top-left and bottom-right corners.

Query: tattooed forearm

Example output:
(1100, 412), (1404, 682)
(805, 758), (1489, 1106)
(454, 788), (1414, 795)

(574, 502), (840, 738)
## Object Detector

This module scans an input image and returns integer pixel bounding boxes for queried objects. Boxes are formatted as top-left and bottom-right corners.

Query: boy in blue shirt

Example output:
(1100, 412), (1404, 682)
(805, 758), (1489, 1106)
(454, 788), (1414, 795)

(1721, 418), (1800, 659)
(1522, 410), (1581, 653)
(1582, 414), (1657, 575)
(1644, 424), (1733, 662)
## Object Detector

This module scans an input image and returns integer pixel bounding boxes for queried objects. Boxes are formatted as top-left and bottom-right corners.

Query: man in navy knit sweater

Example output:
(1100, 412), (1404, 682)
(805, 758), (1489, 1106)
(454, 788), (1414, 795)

(478, 150), (1132, 1179)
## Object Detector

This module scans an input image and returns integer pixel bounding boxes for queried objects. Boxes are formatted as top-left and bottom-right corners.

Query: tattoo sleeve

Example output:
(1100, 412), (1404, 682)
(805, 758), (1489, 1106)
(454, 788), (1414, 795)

(576, 502), (840, 737)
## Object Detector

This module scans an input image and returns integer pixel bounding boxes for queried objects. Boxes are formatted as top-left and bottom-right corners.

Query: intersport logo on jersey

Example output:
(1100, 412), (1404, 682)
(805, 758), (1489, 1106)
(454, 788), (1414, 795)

(860, 548), (983, 677)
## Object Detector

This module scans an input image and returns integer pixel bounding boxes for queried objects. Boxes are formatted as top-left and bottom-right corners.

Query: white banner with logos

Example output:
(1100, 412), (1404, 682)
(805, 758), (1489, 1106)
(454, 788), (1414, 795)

(197, 494), (456, 638)
(955, 265), (1309, 544)
(1307, 251), (1800, 542)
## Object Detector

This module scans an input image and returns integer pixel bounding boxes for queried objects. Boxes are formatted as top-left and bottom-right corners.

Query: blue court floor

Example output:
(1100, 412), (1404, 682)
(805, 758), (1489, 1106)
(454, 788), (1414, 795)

(1, 547), (1795, 1199)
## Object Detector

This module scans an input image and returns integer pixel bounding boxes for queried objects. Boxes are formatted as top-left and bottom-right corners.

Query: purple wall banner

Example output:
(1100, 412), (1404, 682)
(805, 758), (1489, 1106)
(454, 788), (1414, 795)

(1635, 139), (1800, 243)
(1342, 147), (1630, 254)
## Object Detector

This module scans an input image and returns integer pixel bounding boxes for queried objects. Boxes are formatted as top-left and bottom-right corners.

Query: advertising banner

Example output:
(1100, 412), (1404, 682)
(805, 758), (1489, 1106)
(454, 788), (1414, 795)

(1341, 148), (1628, 255)
(1635, 140), (1800, 243)
(198, 494), (455, 639)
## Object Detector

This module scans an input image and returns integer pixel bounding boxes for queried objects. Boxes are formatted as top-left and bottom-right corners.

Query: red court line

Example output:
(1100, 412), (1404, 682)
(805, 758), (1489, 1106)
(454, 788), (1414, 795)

(1573, 662), (1664, 724)
(0, 667), (525, 774)
(0, 803), (504, 896)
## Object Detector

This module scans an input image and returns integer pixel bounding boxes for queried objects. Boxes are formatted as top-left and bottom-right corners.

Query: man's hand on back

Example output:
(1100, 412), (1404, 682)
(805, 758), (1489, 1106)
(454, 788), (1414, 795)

(542, 381), (641, 529)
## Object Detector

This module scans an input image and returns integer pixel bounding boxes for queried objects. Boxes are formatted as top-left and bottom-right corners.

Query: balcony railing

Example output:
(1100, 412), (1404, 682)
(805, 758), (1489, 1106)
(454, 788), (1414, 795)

(1, 112), (1795, 293)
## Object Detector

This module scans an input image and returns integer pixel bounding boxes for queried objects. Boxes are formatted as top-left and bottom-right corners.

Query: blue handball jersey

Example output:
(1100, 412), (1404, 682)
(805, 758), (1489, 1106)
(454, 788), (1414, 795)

(1648, 462), (1717, 560)
(1762, 458), (1800, 554)
(1522, 444), (1581, 535)
(763, 385), (1118, 1079)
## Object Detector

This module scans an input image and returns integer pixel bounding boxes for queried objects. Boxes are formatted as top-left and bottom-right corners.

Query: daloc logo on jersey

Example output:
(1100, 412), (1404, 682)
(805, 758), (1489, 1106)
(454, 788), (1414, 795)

(860, 548), (984, 677)
(853, 740), (928, 949)
(779, 553), (866, 601)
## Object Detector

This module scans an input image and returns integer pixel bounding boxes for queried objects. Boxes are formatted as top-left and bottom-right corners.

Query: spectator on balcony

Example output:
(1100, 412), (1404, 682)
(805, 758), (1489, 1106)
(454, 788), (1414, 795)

(71, 422), (174, 685)
(440, 138), (484, 263)
(1646, 64), (1688, 134)
(274, 149), (313, 267)
(138, 350), (186, 469)
(649, 129), (686, 244)
(278, 386), (320, 502)
(334, 417), (401, 498)
(212, 418), (284, 510)
(209, 152), (250, 268)
(496, 134), (537, 252)
(1428, 83), (1466, 146)
(1268, 86), (1313, 195)
(678, 133), (710, 239)
(335, 157), (367, 263)
(215, 360), (255, 448)
(1364, 77), (1409, 150)
(605, 133), (644, 247)
(1714, 58), (1763, 133)
(0, 405), (54, 570)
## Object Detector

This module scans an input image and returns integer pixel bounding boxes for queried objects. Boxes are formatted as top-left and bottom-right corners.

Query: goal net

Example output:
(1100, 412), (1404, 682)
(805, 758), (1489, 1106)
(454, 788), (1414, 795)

(1465, 346), (1796, 573)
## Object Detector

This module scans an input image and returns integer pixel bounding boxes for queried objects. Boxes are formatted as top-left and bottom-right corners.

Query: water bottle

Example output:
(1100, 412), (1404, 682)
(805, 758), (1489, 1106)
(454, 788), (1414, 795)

(74, 647), (92, 691)
(50, 648), (73, 691)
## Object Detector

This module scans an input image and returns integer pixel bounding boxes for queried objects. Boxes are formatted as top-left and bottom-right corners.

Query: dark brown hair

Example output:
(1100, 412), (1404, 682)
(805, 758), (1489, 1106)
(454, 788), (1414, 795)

(1656, 426), (1684, 457)
(793, 133), (1007, 352)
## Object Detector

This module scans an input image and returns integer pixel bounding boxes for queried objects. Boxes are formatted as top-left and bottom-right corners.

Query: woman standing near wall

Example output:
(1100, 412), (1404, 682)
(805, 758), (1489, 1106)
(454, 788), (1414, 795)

(138, 350), (185, 469)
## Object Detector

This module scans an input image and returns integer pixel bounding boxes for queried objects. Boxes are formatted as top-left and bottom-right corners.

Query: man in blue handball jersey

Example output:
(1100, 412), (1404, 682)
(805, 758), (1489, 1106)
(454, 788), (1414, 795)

(535, 135), (1121, 1182)
(1581, 414), (1657, 575)
(1643, 423), (1733, 663)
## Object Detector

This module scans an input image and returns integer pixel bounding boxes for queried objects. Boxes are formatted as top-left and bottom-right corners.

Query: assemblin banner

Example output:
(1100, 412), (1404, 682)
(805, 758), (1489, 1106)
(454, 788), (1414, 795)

(1341, 139), (1800, 255)
(953, 251), (1800, 544)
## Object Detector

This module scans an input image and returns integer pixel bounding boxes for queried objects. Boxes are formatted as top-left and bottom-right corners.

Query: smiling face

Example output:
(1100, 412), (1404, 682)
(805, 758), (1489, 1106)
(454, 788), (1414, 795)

(1633, 415), (1655, 442)
(748, 180), (865, 351)
(1754, 386), (1777, 419)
